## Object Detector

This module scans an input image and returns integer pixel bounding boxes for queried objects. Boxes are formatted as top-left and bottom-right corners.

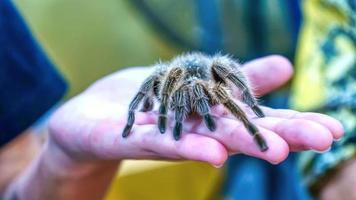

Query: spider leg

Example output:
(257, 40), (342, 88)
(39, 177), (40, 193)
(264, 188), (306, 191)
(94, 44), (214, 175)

(171, 86), (189, 140)
(140, 96), (154, 112)
(212, 64), (265, 118)
(213, 84), (268, 152)
(192, 82), (216, 132)
(158, 68), (184, 133)
(122, 75), (156, 137)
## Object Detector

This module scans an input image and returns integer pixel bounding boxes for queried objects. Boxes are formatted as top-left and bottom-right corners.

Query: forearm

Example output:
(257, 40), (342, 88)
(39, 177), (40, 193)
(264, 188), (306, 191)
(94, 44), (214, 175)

(4, 139), (119, 200)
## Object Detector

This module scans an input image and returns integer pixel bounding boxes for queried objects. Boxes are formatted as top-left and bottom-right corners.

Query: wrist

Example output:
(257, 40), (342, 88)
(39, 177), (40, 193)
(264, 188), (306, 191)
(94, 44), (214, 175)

(45, 137), (120, 178)
(5, 138), (120, 200)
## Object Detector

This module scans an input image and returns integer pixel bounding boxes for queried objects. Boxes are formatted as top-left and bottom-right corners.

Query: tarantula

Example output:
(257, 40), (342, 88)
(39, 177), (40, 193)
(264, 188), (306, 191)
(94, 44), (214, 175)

(122, 52), (268, 151)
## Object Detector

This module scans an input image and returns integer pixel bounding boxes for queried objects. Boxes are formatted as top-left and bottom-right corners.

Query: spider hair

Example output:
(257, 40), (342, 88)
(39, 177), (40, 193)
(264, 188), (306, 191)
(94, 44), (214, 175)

(122, 52), (268, 152)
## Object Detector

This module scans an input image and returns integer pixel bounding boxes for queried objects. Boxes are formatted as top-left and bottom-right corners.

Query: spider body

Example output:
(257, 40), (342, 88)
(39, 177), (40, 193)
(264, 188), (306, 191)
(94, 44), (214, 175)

(122, 52), (268, 152)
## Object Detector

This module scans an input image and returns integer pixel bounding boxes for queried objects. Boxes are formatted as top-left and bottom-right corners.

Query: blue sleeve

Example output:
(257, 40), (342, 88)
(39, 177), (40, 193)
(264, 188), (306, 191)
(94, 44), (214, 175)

(0, 0), (67, 146)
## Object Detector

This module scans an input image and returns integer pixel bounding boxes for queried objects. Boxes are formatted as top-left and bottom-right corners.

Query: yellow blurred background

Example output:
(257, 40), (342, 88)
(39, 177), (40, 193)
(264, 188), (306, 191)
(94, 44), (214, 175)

(15, 0), (179, 97)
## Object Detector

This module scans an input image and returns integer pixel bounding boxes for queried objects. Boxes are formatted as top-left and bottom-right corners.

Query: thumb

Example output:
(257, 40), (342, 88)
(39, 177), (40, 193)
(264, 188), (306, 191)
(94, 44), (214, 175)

(242, 55), (294, 96)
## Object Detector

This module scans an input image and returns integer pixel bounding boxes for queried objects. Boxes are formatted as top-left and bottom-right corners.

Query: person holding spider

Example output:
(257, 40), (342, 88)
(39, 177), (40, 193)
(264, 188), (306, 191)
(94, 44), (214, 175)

(2, 55), (343, 200)
(0, 28), (343, 200)
(0, 0), (353, 200)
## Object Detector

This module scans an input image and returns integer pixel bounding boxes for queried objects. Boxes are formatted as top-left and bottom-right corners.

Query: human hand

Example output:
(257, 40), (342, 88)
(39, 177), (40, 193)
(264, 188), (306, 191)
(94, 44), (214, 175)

(48, 55), (344, 168)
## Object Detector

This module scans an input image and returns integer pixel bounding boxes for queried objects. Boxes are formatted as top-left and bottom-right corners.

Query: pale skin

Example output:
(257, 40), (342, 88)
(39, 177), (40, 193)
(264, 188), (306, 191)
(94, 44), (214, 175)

(3, 55), (344, 200)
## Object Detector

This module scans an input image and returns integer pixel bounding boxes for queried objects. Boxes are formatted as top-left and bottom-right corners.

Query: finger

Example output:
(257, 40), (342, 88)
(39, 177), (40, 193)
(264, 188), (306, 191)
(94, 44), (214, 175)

(132, 110), (289, 164)
(92, 121), (228, 166)
(183, 116), (290, 164)
(175, 133), (228, 167)
(134, 111), (157, 124)
(132, 107), (334, 159)
(242, 55), (293, 96)
(209, 105), (335, 151)
(127, 124), (229, 166)
(261, 107), (344, 140)
(210, 105), (344, 140)
(254, 117), (333, 151)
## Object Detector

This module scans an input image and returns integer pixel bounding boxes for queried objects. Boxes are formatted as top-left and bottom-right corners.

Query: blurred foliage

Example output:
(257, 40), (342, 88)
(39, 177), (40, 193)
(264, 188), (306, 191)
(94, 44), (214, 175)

(15, 0), (180, 97)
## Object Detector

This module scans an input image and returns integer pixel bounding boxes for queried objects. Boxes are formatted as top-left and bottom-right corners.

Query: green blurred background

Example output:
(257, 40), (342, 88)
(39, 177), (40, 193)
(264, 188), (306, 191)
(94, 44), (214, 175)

(15, 0), (180, 98)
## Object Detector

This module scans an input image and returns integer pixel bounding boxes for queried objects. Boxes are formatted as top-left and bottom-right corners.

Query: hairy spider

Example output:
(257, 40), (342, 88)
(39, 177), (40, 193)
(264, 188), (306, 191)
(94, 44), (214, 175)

(122, 52), (268, 151)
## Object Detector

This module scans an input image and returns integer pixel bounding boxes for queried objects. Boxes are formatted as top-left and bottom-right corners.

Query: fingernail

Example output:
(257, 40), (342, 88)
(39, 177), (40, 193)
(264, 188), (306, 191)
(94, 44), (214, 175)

(212, 164), (224, 168)
(312, 146), (331, 153)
